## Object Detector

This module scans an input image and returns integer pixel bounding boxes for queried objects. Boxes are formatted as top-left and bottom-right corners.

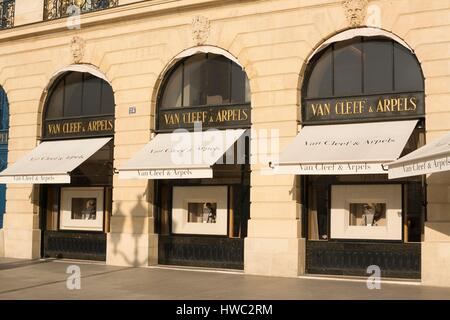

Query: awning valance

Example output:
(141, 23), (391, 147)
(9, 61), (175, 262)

(273, 120), (418, 175)
(0, 137), (111, 184)
(388, 132), (450, 179)
(119, 129), (246, 180)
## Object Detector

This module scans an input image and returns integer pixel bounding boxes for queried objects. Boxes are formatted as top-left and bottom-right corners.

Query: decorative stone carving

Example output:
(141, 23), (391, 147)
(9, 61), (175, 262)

(192, 15), (210, 45)
(342, 0), (369, 27)
(70, 36), (85, 63)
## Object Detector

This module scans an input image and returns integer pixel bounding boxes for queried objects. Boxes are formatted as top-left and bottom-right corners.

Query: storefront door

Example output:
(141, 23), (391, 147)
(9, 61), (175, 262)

(37, 71), (115, 261)
(275, 35), (425, 278)
(120, 52), (251, 269)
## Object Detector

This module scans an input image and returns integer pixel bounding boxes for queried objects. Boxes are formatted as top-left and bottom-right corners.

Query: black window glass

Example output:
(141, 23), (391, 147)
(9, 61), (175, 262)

(183, 54), (207, 106)
(64, 72), (83, 117)
(394, 43), (424, 92)
(45, 80), (64, 119)
(45, 71), (115, 121)
(305, 37), (423, 99)
(231, 63), (246, 103)
(100, 82), (115, 114)
(307, 47), (333, 98)
(334, 40), (363, 96)
(160, 66), (183, 109)
(160, 53), (249, 109)
(206, 55), (231, 105)
(364, 40), (394, 93)
(82, 74), (102, 116)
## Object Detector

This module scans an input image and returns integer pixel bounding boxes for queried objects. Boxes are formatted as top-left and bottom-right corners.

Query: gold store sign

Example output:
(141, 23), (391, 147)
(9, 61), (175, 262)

(303, 93), (424, 124)
(158, 104), (251, 130)
(44, 117), (114, 138)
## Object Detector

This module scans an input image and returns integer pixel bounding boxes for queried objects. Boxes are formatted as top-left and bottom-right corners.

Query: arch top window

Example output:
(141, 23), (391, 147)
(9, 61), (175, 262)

(45, 71), (114, 121)
(43, 71), (115, 140)
(159, 53), (251, 109)
(305, 37), (424, 99)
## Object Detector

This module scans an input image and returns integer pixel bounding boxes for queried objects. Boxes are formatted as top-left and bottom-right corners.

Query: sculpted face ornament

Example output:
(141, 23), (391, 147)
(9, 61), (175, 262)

(70, 36), (85, 63)
(192, 15), (210, 45)
(343, 0), (369, 27)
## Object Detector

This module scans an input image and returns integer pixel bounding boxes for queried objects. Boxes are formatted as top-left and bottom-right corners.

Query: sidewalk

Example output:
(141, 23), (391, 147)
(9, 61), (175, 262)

(0, 258), (449, 300)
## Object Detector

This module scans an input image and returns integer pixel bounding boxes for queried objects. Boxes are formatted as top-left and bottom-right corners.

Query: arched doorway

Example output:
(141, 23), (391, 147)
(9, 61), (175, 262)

(157, 53), (251, 269)
(120, 51), (251, 269)
(40, 71), (115, 260)
(0, 69), (115, 260)
(0, 87), (9, 228)
(275, 35), (425, 278)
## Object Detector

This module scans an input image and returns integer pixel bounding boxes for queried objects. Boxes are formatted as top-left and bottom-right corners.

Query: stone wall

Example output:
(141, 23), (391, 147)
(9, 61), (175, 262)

(0, 0), (448, 285)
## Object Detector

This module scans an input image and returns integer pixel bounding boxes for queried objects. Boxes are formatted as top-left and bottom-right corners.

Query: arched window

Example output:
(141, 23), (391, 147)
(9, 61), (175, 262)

(40, 71), (115, 261)
(159, 53), (250, 109)
(45, 71), (114, 121)
(304, 37), (424, 99)
(301, 36), (426, 250)
(154, 53), (251, 269)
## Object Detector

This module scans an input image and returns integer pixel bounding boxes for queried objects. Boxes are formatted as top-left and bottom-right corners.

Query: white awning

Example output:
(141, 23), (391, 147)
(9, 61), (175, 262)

(119, 129), (246, 180)
(0, 137), (111, 184)
(388, 132), (450, 179)
(273, 120), (418, 175)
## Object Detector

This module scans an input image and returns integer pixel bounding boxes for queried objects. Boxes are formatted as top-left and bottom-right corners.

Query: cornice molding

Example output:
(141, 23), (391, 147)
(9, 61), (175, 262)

(0, 0), (244, 43)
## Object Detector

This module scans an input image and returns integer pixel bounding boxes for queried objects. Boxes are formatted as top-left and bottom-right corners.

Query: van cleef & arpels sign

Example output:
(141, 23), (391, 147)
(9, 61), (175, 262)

(44, 116), (114, 139)
(158, 104), (251, 131)
(303, 92), (424, 124)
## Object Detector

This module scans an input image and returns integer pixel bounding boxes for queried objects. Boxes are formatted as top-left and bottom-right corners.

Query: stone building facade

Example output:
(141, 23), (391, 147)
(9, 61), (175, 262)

(0, 0), (449, 287)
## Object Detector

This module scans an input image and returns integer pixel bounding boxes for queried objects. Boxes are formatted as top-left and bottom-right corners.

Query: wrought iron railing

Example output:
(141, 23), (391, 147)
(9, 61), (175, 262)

(0, 0), (15, 29)
(44, 0), (119, 20)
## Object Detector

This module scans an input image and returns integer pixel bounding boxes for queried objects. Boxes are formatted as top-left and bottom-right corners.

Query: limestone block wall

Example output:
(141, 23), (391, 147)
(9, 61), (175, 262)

(0, 0), (449, 285)
(14, 0), (44, 26)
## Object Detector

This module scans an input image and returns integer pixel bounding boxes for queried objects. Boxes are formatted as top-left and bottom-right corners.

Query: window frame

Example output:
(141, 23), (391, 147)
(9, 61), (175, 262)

(157, 53), (250, 111)
(303, 37), (425, 101)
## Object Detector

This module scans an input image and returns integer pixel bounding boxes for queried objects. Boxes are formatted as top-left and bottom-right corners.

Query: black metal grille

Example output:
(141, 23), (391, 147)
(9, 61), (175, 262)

(43, 231), (106, 261)
(44, 0), (119, 20)
(159, 236), (244, 270)
(306, 241), (421, 279)
(0, 0), (15, 29)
